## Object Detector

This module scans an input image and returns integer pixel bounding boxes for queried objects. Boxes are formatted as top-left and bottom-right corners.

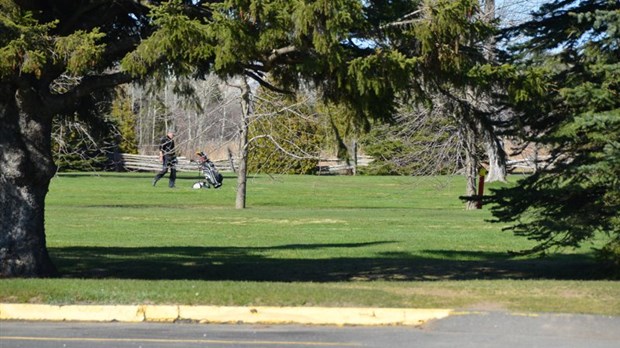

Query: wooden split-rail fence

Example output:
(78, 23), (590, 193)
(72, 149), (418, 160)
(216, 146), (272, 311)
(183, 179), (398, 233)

(116, 153), (236, 173)
(115, 153), (374, 175)
(116, 153), (544, 175)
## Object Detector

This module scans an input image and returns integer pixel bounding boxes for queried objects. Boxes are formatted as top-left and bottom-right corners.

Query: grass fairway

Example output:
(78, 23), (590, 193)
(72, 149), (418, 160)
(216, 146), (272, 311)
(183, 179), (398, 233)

(2, 172), (618, 315)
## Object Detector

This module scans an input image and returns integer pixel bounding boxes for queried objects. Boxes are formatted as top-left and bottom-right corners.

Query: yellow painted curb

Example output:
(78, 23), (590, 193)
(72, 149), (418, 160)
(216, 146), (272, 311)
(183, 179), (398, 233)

(0, 303), (144, 322)
(1, 303), (452, 326)
(142, 305), (180, 322)
(179, 306), (452, 326)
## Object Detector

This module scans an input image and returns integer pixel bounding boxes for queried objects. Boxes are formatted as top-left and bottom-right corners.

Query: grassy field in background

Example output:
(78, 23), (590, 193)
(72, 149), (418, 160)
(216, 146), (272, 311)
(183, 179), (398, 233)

(2, 172), (618, 315)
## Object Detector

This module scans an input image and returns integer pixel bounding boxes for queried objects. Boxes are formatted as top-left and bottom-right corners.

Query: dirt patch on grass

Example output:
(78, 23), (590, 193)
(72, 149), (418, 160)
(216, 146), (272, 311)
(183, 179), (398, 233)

(463, 301), (509, 312)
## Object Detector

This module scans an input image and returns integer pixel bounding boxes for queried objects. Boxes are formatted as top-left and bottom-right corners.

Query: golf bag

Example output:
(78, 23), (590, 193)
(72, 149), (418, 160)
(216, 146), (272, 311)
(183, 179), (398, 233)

(193, 151), (223, 189)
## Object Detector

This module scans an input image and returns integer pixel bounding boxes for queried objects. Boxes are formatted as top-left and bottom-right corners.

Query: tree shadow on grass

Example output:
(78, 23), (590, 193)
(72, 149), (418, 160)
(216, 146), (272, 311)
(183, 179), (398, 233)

(49, 242), (608, 281)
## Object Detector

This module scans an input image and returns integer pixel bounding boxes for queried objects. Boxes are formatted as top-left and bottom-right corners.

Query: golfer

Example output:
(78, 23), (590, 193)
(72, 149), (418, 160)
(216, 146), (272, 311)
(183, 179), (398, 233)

(152, 130), (177, 188)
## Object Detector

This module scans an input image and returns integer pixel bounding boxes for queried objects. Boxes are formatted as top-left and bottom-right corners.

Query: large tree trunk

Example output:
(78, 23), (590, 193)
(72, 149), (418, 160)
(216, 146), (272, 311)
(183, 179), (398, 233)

(235, 78), (251, 209)
(481, 0), (507, 183)
(485, 136), (507, 182)
(1, 85), (58, 277)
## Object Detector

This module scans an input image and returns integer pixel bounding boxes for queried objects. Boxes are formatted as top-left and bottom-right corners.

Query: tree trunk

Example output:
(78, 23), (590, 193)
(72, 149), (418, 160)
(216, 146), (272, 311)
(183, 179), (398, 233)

(462, 125), (479, 210)
(235, 78), (251, 209)
(485, 136), (507, 182)
(1, 85), (58, 277)
(481, 0), (507, 183)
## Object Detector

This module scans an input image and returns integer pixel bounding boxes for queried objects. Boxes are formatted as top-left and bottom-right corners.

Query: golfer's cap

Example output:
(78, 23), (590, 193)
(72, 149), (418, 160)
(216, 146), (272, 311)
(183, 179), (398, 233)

(167, 129), (176, 134)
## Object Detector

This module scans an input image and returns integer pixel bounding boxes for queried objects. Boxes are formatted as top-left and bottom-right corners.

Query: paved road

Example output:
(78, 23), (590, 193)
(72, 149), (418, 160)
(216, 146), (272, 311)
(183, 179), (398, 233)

(1, 312), (619, 348)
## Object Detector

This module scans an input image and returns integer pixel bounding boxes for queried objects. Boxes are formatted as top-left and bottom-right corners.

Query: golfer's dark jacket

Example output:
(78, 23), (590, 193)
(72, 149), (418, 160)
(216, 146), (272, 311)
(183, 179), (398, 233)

(159, 136), (176, 159)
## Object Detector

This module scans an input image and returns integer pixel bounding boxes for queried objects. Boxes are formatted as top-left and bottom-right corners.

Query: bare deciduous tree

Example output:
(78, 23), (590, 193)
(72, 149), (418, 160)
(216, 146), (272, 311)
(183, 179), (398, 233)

(130, 76), (241, 160)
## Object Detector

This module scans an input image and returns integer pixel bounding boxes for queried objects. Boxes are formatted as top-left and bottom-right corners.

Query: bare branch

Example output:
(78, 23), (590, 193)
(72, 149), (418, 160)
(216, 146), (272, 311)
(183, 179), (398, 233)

(247, 134), (319, 160)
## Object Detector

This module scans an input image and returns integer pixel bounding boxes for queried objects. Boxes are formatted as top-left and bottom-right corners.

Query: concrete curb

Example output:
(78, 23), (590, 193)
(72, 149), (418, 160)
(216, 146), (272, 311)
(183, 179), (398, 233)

(0, 303), (452, 326)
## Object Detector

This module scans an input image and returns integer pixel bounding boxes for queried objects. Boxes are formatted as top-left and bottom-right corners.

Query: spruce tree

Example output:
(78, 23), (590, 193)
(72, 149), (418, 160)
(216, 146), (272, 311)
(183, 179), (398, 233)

(489, 0), (620, 262)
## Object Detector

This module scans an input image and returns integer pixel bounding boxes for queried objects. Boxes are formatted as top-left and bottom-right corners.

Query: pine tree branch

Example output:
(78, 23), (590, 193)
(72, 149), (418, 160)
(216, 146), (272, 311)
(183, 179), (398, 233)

(380, 9), (423, 29)
(48, 71), (134, 115)
(244, 70), (294, 95)
(267, 45), (297, 63)
(261, 45), (299, 71)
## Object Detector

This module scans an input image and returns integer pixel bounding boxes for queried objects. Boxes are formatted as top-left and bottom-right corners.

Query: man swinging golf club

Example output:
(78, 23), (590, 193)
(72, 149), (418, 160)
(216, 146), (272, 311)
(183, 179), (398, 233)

(152, 129), (177, 188)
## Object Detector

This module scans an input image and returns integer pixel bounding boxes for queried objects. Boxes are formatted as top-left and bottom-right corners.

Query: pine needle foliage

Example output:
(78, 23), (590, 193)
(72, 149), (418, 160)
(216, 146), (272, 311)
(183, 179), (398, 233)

(489, 0), (620, 264)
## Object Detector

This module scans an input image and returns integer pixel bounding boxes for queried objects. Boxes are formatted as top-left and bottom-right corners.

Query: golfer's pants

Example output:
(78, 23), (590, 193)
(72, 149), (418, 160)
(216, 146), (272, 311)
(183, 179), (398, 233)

(154, 159), (176, 186)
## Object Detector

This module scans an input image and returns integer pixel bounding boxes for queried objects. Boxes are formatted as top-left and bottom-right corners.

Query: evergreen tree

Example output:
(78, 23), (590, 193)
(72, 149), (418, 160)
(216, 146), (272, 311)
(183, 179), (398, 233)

(359, 0), (501, 206)
(1, 0), (145, 277)
(489, 0), (620, 263)
(110, 87), (138, 155)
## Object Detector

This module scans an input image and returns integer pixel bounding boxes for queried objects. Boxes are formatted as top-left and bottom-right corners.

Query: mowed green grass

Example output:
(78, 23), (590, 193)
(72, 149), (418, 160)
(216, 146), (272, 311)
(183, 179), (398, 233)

(2, 172), (618, 315)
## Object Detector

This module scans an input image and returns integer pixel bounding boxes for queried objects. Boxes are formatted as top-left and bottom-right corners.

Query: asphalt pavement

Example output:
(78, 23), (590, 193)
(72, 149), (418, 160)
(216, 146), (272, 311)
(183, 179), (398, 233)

(1, 311), (619, 348)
